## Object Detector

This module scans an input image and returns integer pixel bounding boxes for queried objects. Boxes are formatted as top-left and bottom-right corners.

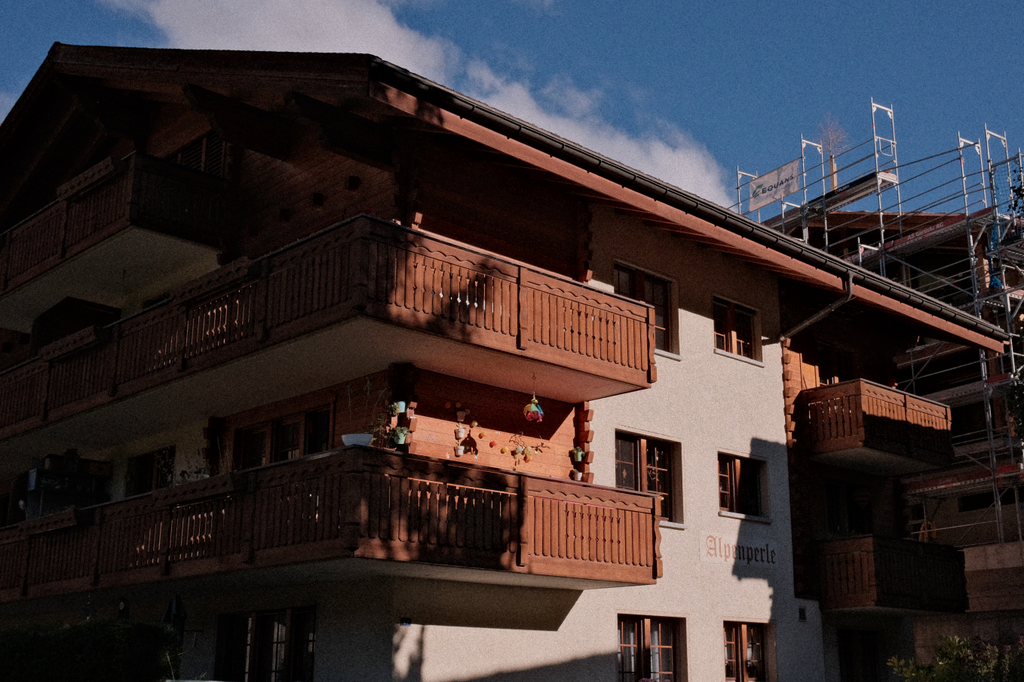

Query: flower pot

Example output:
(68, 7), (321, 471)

(396, 401), (406, 413)
(456, 445), (465, 456)
(342, 433), (374, 447)
(456, 427), (466, 439)
(392, 431), (408, 445)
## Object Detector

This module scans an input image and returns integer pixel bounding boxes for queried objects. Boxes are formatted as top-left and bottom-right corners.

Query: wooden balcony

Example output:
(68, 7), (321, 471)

(0, 215), (655, 447)
(0, 448), (660, 603)
(818, 535), (967, 612)
(0, 153), (226, 331)
(799, 379), (953, 474)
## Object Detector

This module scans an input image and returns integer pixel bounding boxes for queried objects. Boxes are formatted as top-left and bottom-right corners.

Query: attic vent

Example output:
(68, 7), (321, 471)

(170, 130), (226, 177)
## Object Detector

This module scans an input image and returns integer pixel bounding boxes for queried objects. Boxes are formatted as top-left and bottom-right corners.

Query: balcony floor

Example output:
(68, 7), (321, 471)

(0, 227), (220, 332)
(0, 314), (641, 474)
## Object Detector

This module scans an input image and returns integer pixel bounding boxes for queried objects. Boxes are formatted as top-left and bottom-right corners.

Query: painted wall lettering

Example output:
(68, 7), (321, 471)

(701, 533), (778, 568)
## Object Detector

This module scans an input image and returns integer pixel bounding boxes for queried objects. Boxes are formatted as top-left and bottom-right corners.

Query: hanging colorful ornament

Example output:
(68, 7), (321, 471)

(523, 395), (544, 422)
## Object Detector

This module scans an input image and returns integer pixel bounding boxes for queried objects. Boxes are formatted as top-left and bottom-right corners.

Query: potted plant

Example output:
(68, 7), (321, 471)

(390, 426), (409, 445)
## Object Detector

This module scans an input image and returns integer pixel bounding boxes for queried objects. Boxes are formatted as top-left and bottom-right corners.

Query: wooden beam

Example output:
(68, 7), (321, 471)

(57, 77), (148, 143)
(290, 91), (394, 169)
(184, 84), (298, 161)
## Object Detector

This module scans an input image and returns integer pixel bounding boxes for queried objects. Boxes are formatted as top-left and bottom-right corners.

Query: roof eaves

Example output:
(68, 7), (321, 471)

(367, 57), (1006, 346)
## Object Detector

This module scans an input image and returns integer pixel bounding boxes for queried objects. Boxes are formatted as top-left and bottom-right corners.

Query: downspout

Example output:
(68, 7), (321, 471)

(779, 271), (855, 342)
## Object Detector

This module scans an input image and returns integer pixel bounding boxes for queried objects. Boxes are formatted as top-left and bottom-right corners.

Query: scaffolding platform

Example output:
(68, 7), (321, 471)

(763, 170), (898, 232)
(846, 208), (994, 268)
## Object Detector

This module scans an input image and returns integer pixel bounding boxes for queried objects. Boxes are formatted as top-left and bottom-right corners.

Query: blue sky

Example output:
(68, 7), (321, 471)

(1, 0), (1021, 210)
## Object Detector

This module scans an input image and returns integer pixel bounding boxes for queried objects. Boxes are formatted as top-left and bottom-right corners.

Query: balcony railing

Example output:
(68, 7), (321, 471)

(818, 535), (967, 612)
(799, 379), (953, 471)
(0, 215), (655, 439)
(0, 448), (660, 603)
(0, 153), (226, 292)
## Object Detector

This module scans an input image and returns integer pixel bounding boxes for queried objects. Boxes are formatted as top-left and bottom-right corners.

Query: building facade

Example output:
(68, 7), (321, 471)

(0, 44), (1006, 681)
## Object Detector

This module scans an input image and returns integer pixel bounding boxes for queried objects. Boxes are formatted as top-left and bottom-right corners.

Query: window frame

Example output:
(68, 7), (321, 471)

(215, 606), (316, 682)
(168, 130), (228, 177)
(613, 263), (674, 353)
(234, 406), (332, 471)
(618, 615), (681, 682)
(713, 297), (761, 361)
(718, 453), (766, 518)
(615, 432), (681, 522)
(724, 621), (768, 682)
(125, 446), (175, 497)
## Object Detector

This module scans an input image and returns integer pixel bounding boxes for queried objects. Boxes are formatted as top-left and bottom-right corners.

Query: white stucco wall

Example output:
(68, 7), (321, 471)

(388, 208), (828, 681)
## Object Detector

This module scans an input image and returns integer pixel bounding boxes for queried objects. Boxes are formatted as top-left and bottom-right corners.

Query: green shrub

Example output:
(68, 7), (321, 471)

(889, 636), (1024, 682)
(0, 619), (180, 682)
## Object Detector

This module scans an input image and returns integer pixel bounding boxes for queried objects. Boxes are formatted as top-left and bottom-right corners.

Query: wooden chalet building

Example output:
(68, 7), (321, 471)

(0, 44), (1008, 681)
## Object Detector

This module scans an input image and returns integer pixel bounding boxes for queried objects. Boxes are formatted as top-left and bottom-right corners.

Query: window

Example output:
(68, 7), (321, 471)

(169, 130), (227, 177)
(718, 454), (763, 517)
(825, 480), (873, 536)
(614, 264), (672, 351)
(125, 446), (175, 496)
(816, 344), (854, 386)
(618, 615), (680, 682)
(724, 622), (767, 681)
(713, 298), (758, 360)
(235, 407), (331, 470)
(616, 433), (677, 520)
(215, 606), (316, 682)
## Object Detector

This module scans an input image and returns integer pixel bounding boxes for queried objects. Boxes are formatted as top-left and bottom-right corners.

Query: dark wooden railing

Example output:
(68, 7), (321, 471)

(818, 535), (966, 612)
(0, 216), (654, 439)
(0, 153), (226, 292)
(0, 448), (660, 603)
(800, 379), (953, 467)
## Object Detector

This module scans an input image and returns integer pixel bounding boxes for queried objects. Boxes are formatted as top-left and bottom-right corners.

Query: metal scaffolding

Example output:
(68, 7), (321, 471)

(737, 103), (1024, 545)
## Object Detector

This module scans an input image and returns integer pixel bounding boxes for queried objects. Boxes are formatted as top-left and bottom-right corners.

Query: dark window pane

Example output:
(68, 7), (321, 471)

(714, 300), (730, 351)
(734, 306), (755, 359)
(613, 265), (636, 298)
(736, 459), (761, 516)
(305, 408), (331, 455)
(215, 614), (250, 682)
(618, 617), (640, 682)
(290, 608), (317, 682)
(273, 420), (301, 463)
(239, 428), (267, 470)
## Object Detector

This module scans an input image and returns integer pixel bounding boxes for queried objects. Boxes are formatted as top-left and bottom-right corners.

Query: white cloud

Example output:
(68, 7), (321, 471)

(465, 62), (732, 206)
(101, 0), (459, 83)
(100, 0), (732, 206)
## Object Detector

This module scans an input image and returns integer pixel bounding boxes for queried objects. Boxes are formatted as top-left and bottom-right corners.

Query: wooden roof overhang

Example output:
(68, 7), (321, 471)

(364, 60), (1007, 353)
(0, 45), (1008, 354)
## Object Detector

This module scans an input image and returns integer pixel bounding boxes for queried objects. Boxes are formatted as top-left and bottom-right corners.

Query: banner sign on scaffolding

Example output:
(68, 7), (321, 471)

(748, 159), (800, 211)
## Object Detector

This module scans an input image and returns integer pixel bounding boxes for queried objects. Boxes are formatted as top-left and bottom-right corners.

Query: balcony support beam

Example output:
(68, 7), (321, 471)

(184, 84), (298, 161)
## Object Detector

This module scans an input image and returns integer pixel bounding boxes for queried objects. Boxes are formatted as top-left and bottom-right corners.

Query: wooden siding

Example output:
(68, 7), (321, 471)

(800, 379), (953, 467)
(0, 447), (660, 603)
(0, 153), (226, 292)
(818, 535), (967, 612)
(217, 369), (583, 480)
(0, 215), (654, 440)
